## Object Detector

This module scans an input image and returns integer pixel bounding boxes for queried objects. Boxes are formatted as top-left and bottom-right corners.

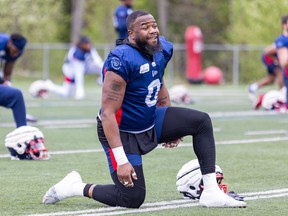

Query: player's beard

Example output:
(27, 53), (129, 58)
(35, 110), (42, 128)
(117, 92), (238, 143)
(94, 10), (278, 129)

(135, 36), (162, 56)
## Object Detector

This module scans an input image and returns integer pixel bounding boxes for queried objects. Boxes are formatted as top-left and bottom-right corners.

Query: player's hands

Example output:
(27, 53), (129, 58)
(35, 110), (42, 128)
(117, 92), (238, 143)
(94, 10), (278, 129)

(117, 162), (138, 187)
(162, 137), (183, 148)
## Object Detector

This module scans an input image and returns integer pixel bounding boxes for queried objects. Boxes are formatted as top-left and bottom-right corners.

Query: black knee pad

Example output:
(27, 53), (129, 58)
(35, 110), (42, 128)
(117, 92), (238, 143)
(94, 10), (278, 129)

(123, 187), (146, 208)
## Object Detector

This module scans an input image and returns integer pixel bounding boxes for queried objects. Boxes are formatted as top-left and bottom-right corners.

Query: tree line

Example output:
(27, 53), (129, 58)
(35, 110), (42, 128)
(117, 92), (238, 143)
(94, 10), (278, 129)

(1, 0), (287, 83)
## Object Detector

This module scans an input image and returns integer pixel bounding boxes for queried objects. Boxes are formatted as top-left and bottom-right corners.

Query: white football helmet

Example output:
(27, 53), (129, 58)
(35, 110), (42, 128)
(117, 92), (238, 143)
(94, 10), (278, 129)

(261, 87), (286, 110)
(176, 159), (225, 199)
(5, 126), (50, 160)
(169, 85), (193, 104)
(29, 80), (49, 98)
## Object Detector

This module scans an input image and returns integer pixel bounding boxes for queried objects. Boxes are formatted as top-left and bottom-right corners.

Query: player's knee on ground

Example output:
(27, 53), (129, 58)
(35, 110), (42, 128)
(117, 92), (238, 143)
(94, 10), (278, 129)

(122, 188), (145, 208)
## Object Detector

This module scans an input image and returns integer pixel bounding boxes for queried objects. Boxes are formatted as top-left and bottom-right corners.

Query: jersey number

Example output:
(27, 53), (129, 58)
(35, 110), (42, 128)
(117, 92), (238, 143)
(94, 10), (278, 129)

(145, 79), (161, 107)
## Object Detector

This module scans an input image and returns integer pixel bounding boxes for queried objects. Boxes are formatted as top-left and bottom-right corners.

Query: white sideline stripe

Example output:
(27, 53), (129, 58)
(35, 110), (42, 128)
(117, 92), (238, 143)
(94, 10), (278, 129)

(44, 124), (93, 129)
(245, 130), (288, 136)
(1, 136), (288, 158)
(241, 188), (288, 196)
(0, 118), (96, 128)
(78, 203), (199, 216)
(0, 149), (104, 158)
(50, 149), (104, 155)
(27, 188), (288, 216)
(0, 110), (282, 128)
(209, 110), (278, 118)
(179, 136), (288, 147)
(27, 101), (100, 108)
(28, 200), (197, 216)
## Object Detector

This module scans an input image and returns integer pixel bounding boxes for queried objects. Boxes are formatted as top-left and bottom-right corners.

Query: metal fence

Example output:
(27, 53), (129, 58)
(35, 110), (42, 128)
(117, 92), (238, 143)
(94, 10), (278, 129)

(15, 43), (266, 85)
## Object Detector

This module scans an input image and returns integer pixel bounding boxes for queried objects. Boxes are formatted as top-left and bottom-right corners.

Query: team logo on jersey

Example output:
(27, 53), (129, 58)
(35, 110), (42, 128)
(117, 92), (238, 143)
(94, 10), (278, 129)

(111, 57), (122, 70)
(140, 63), (150, 74)
(152, 70), (158, 77)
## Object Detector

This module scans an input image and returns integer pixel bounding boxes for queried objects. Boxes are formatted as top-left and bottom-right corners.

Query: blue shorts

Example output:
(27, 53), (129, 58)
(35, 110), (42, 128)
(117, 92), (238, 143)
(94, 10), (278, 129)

(261, 54), (279, 75)
(97, 107), (168, 173)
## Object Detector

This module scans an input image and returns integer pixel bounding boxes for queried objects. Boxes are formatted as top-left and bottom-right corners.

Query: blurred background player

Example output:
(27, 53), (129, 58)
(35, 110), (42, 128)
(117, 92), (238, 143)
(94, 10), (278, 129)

(274, 15), (288, 112)
(0, 32), (37, 122)
(41, 35), (104, 100)
(248, 45), (283, 94)
(113, 0), (134, 39)
(0, 33), (26, 86)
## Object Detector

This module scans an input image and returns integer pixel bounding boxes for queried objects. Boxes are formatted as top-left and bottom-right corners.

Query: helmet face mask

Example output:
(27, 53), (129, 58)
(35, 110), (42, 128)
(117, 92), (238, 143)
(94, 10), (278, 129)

(26, 137), (50, 160)
(5, 126), (50, 160)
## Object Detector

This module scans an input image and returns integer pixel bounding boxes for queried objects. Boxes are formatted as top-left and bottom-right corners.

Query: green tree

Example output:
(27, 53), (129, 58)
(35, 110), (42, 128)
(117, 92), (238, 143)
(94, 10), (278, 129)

(228, 0), (288, 44)
(167, 0), (230, 43)
(0, 0), (69, 42)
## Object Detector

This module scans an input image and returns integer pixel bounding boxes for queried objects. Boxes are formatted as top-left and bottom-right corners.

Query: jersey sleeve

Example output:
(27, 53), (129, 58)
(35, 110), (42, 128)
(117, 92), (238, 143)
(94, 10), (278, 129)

(274, 35), (288, 49)
(159, 36), (173, 67)
(104, 49), (129, 81)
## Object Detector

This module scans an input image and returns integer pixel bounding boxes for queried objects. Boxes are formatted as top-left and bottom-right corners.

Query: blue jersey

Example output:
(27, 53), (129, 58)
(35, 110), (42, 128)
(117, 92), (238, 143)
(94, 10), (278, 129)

(0, 33), (23, 62)
(64, 46), (94, 63)
(113, 5), (133, 39)
(274, 34), (288, 48)
(101, 36), (173, 133)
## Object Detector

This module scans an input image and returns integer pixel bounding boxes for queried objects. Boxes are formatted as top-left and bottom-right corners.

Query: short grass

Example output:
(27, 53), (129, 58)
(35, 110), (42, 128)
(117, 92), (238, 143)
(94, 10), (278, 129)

(0, 79), (288, 216)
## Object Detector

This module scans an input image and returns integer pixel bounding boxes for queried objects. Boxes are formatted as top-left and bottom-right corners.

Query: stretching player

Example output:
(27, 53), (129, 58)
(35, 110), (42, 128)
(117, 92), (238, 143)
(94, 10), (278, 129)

(43, 35), (104, 100)
(113, 0), (134, 39)
(248, 45), (283, 94)
(274, 15), (288, 111)
(0, 32), (37, 122)
(0, 33), (26, 86)
(43, 10), (246, 208)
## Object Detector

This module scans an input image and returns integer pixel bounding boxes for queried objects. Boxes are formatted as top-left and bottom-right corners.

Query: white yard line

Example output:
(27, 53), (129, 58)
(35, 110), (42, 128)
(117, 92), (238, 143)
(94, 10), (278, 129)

(209, 110), (278, 118)
(1, 136), (288, 159)
(44, 124), (93, 129)
(0, 110), (283, 128)
(26, 101), (100, 108)
(245, 130), (288, 136)
(27, 188), (288, 216)
(0, 118), (96, 128)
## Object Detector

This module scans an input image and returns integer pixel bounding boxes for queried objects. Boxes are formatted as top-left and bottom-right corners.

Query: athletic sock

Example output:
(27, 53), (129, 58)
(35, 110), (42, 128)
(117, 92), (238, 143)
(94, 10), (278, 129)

(83, 184), (93, 197)
(202, 173), (219, 191)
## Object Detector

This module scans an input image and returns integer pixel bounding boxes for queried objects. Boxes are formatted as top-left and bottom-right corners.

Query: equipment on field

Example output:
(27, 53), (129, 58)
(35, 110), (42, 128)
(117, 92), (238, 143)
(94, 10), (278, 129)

(203, 66), (223, 85)
(5, 126), (50, 160)
(176, 159), (226, 199)
(169, 85), (193, 104)
(185, 26), (203, 84)
(29, 80), (49, 98)
(176, 159), (244, 201)
(261, 87), (286, 110)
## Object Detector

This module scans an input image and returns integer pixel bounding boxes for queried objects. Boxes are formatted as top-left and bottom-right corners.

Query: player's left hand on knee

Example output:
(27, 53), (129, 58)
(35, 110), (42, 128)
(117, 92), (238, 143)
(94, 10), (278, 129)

(162, 138), (183, 148)
(117, 163), (137, 187)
